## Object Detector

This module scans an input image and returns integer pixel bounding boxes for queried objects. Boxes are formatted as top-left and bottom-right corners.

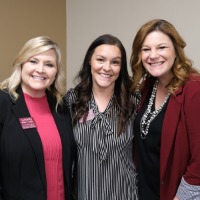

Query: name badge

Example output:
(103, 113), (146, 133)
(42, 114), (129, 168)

(19, 117), (36, 129)
(79, 109), (95, 123)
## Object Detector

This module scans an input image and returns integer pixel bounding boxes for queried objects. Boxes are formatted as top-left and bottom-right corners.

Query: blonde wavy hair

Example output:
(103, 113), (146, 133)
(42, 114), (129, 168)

(0, 36), (66, 110)
(130, 19), (199, 95)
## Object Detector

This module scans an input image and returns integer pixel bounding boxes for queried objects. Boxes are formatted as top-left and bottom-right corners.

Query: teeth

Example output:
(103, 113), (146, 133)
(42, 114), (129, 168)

(100, 74), (111, 78)
(32, 75), (45, 80)
(150, 62), (163, 66)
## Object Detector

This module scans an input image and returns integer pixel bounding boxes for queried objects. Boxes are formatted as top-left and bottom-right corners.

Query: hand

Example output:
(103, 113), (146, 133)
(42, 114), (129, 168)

(173, 196), (179, 200)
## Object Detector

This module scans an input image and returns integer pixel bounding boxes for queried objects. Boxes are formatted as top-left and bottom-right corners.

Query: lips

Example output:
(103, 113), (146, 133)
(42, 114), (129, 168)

(99, 73), (112, 78)
(32, 75), (46, 80)
(149, 61), (164, 66)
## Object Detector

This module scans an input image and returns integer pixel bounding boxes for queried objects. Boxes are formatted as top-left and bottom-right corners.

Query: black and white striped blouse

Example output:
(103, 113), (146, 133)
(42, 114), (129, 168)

(65, 88), (138, 200)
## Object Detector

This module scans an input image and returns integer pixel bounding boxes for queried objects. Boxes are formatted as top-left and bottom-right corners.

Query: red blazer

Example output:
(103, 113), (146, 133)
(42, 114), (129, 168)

(139, 75), (200, 200)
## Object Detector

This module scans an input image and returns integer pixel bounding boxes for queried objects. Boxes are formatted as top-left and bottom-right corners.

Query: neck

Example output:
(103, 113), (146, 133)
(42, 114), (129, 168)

(92, 88), (114, 112)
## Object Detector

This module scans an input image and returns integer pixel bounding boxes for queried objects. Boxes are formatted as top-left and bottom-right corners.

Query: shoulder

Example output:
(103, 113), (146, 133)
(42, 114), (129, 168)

(188, 74), (200, 85)
(0, 90), (13, 122)
(66, 88), (77, 96)
(64, 88), (77, 104)
(0, 89), (12, 105)
(178, 75), (200, 109)
(183, 75), (200, 94)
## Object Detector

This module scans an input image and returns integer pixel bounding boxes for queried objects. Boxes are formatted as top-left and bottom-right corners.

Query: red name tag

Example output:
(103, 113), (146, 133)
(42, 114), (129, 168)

(19, 117), (36, 129)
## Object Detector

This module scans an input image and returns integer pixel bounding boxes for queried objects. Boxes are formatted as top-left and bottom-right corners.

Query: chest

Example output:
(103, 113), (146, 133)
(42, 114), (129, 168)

(73, 108), (134, 152)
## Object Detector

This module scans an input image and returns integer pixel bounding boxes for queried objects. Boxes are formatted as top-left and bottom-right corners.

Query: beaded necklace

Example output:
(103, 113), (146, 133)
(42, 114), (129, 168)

(140, 79), (170, 139)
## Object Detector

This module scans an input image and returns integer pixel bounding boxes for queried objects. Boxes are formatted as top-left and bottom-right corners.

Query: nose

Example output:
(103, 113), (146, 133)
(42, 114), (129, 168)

(103, 61), (111, 71)
(36, 63), (45, 73)
(149, 49), (159, 59)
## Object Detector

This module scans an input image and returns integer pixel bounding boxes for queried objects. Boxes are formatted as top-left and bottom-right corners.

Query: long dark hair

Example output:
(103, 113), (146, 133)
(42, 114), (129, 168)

(72, 34), (133, 135)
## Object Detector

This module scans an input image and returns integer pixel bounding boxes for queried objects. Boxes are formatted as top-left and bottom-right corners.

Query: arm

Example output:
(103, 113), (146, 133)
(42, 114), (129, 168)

(175, 84), (200, 199)
(0, 95), (5, 200)
(0, 188), (4, 200)
(0, 129), (4, 199)
(175, 177), (200, 200)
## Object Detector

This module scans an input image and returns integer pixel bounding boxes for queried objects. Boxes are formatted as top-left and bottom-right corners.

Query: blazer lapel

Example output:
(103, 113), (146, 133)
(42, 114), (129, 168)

(11, 88), (46, 190)
(160, 88), (182, 179)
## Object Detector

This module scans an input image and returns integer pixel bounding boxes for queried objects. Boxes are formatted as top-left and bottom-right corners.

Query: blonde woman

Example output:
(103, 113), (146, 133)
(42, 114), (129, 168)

(0, 36), (76, 200)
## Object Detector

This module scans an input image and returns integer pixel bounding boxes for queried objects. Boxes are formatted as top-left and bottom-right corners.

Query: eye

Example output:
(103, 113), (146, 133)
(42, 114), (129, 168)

(97, 58), (104, 63)
(45, 63), (54, 67)
(141, 48), (150, 52)
(159, 46), (167, 49)
(29, 60), (37, 64)
(112, 60), (121, 66)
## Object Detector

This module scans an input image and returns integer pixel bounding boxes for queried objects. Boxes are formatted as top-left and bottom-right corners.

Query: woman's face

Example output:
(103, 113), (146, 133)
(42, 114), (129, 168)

(21, 49), (57, 97)
(90, 44), (121, 92)
(141, 31), (176, 81)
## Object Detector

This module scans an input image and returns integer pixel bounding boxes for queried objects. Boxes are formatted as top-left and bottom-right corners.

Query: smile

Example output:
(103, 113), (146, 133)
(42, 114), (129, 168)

(150, 61), (164, 66)
(32, 75), (46, 80)
(100, 73), (112, 78)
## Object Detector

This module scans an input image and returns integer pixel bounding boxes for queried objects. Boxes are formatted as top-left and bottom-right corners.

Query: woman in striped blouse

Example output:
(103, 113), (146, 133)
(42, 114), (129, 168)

(65, 34), (138, 200)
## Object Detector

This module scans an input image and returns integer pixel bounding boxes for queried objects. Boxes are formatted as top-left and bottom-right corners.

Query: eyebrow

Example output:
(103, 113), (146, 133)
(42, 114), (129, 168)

(142, 42), (170, 47)
(30, 57), (56, 63)
(96, 55), (121, 59)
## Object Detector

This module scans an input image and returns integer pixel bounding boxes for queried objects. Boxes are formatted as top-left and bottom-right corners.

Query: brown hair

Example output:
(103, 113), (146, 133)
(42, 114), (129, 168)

(130, 19), (199, 94)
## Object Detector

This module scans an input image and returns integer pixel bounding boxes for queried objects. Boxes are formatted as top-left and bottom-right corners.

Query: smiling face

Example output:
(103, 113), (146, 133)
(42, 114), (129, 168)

(90, 44), (121, 92)
(21, 49), (57, 97)
(141, 31), (176, 81)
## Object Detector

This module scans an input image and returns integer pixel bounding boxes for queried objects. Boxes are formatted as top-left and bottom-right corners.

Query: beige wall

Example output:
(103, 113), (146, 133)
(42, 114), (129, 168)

(66, 0), (200, 89)
(0, 0), (66, 84)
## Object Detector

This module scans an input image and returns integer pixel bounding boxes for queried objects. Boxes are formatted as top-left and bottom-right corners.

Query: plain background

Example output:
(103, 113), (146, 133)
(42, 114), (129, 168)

(0, 0), (66, 84)
(66, 0), (200, 89)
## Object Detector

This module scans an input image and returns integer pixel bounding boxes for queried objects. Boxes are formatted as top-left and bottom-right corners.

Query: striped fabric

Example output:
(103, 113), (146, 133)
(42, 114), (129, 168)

(65, 89), (138, 200)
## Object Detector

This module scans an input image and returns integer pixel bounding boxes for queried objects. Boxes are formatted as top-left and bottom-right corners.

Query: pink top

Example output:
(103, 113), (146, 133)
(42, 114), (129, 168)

(24, 93), (65, 200)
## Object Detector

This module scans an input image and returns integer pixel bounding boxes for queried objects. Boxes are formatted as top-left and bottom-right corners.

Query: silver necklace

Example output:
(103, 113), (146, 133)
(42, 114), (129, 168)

(140, 79), (170, 139)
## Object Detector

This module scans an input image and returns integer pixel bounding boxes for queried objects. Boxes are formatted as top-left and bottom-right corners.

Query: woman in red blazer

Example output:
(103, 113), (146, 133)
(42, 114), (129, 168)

(0, 36), (77, 200)
(130, 19), (200, 200)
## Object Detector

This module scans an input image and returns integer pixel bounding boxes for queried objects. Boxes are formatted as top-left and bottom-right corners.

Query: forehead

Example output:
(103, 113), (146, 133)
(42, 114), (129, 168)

(93, 44), (121, 57)
(31, 49), (57, 61)
(143, 31), (173, 45)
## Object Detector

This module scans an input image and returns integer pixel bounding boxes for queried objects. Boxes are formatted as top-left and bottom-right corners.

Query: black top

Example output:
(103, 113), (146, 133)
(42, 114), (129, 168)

(134, 89), (169, 200)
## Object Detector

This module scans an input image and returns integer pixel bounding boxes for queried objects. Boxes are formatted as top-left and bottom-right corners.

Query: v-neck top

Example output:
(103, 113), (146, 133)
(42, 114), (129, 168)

(65, 88), (138, 200)
(24, 93), (65, 200)
(134, 88), (169, 200)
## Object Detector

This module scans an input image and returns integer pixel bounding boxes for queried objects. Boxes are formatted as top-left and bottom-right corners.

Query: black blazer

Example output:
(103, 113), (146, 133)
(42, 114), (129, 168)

(0, 87), (77, 200)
